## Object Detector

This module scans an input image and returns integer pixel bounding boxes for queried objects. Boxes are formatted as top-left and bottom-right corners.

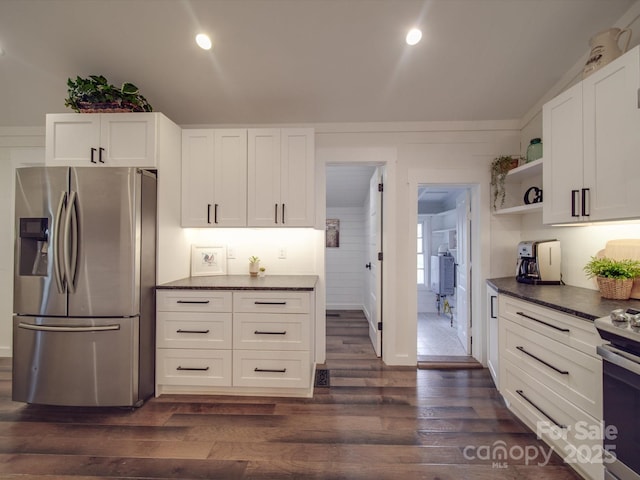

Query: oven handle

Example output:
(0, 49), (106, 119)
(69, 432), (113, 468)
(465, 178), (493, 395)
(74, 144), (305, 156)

(597, 344), (640, 376)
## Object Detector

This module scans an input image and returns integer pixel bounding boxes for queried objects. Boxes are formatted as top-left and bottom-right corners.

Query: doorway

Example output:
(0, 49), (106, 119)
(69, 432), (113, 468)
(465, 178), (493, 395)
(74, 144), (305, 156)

(417, 185), (472, 361)
(325, 164), (383, 357)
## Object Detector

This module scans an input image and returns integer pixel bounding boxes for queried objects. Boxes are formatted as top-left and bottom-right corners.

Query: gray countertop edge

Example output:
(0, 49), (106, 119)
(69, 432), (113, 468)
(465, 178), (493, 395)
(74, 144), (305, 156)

(487, 277), (640, 321)
(156, 275), (319, 291)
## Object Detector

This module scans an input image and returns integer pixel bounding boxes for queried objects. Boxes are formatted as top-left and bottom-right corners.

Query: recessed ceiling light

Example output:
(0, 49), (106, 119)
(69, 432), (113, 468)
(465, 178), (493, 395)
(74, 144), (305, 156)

(406, 28), (422, 46)
(195, 33), (212, 50)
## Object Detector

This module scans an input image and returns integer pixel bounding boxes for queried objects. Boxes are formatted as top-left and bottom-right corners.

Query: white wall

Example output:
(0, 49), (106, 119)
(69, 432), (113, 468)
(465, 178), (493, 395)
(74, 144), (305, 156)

(0, 128), (46, 357)
(325, 207), (366, 310)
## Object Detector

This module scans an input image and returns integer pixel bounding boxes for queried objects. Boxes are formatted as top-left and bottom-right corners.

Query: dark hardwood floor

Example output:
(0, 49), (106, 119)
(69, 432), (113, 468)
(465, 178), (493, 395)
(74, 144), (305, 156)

(0, 310), (581, 479)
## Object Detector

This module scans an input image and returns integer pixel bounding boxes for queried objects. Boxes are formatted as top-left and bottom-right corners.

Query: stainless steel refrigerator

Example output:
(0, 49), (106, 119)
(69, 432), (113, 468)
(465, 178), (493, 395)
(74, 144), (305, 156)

(13, 167), (156, 407)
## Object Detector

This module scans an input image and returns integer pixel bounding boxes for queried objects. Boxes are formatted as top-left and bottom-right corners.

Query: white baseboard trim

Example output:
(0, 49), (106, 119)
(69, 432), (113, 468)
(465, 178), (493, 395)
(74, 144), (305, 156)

(0, 346), (12, 358)
(326, 304), (364, 311)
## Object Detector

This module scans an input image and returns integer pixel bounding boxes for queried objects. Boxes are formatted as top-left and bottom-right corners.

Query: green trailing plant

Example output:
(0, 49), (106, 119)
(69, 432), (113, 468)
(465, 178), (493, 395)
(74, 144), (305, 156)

(64, 75), (152, 112)
(583, 256), (640, 279)
(490, 155), (519, 210)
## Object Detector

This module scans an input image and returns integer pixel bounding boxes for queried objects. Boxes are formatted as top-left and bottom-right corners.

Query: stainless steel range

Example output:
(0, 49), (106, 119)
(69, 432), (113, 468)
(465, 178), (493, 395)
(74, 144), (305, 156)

(595, 309), (640, 480)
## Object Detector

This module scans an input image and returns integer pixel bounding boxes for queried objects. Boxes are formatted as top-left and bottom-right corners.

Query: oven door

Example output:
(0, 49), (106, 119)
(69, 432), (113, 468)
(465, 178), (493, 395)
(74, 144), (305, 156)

(598, 344), (640, 480)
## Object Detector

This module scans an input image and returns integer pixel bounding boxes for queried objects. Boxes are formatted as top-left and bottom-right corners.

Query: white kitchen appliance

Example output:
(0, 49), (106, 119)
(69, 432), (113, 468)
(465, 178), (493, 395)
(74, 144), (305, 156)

(516, 240), (561, 285)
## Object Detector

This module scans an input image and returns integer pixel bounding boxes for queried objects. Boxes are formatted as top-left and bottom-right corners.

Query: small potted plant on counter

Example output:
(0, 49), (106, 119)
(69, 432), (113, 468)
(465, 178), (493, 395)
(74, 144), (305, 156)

(249, 256), (260, 277)
(583, 256), (640, 300)
(490, 155), (520, 210)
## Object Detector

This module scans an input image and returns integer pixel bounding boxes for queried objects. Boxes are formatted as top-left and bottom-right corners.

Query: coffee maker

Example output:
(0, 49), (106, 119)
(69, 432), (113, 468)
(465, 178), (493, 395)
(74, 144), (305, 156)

(516, 240), (562, 285)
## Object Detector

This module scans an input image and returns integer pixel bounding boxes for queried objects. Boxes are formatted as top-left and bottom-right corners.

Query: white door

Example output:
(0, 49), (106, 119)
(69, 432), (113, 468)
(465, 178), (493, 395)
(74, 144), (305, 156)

(181, 129), (214, 227)
(213, 129), (247, 226)
(366, 168), (383, 357)
(247, 129), (281, 226)
(280, 128), (315, 226)
(455, 190), (471, 353)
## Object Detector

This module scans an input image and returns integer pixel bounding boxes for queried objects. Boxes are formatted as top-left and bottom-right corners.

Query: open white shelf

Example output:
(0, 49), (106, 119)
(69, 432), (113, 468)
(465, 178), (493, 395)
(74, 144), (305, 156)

(504, 158), (542, 183)
(494, 203), (542, 215)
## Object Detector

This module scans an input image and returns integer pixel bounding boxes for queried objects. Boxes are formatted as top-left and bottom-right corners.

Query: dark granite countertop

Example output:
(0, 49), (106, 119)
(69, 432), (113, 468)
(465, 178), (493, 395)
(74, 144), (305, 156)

(156, 275), (318, 291)
(487, 277), (640, 321)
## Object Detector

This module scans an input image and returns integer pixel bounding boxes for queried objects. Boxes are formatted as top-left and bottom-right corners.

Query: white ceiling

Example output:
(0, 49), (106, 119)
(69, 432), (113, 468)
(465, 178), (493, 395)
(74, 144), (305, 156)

(326, 165), (376, 208)
(0, 0), (636, 127)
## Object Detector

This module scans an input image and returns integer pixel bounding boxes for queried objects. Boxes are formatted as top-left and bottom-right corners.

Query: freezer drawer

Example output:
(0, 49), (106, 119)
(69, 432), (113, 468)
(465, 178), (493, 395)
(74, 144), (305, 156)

(12, 316), (140, 407)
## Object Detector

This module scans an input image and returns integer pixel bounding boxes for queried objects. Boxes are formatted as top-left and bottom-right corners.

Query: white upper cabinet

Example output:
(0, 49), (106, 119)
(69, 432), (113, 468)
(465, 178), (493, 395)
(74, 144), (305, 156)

(247, 128), (314, 227)
(46, 113), (157, 167)
(181, 129), (247, 227)
(543, 46), (640, 224)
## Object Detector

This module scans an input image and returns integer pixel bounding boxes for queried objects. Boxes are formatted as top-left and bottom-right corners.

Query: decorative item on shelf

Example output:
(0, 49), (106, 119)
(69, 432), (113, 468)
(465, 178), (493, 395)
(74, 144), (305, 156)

(583, 256), (640, 300)
(490, 155), (520, 210)
(523, 186), (543, 205)
(64, 75), (153, 113)
(526, 138), (542, 163)
(249, 256), (260, 277)
(259, 267), (266, 278)
(583, 27), (632, 78)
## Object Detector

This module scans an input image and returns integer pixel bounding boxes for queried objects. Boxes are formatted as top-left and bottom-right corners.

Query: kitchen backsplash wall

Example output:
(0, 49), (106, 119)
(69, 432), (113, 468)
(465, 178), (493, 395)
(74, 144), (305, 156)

(183, 228), (321, 276)
(520, 212), (640, 289)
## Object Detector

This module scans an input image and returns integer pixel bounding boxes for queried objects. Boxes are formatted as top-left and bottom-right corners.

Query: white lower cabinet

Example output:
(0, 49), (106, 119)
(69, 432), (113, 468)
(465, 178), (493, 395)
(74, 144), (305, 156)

(499, 295), (603, 480)
(156, 289), (314, 397)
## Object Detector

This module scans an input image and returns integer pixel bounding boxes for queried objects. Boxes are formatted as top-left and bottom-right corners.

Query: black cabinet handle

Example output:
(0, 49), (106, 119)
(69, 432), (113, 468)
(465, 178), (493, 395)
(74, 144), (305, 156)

(254, 330), (287, 335)
(516, 346), (569, 375)
(254, 301), (287, 305)
(581, 188), (590, 217)
(214, 204), (219, 224)
(98, 147), (105, 163)
(90, 147), (97, 163)
(282, 204), (285, 224)
(516, 311), (570, 333)
(274, 204), (278, 224)
(177, 300), (210, 304)
(254, 367), (286, 373)
(177, 329), (210, 334)
(207, 204), (212, 224)
(490, 295), (497, 319)
(516, 389), (566, 429)
(571, 190), (579, 217)
(177, 366), (210, 371)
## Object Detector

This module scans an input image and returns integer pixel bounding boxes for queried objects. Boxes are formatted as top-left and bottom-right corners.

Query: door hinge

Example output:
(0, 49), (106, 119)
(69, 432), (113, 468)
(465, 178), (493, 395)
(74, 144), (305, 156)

(378, 183), (384, 192)
(378, 252), (383, 261)
(377, 322), (383, 331)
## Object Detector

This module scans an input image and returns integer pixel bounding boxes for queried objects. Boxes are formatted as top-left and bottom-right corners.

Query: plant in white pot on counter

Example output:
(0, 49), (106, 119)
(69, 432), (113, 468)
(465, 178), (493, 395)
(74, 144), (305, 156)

(249, 256), (260, 277)
(583, 256), (640, 300)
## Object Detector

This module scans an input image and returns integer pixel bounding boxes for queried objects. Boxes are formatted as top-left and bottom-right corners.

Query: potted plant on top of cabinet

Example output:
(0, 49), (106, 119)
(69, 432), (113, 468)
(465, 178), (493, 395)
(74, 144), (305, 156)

(583, 256), (640, 299)
(490, 155), (520, 210)
(64, 75), (153, 113)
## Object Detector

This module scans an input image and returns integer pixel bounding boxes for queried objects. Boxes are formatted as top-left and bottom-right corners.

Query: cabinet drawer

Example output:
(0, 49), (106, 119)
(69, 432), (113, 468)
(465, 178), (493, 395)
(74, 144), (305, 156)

(499, 295), (601, 356)
(233, 350), (310, 388)
(501, 319), (602, 419)
(233, 313), (309, 351)
(157, 290), (232, 312)
(233, 291), (310, 314)
(157, 312), (232, 349)
(502, 359), (604, 480)
(157, 349), (231, 387)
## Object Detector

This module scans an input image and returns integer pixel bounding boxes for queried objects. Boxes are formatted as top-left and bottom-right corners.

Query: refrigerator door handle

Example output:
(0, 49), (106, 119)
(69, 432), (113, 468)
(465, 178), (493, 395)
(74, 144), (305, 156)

(18, 322), (121, 333)
(53, 191), (67, 293)
(63, 191), (78, 293)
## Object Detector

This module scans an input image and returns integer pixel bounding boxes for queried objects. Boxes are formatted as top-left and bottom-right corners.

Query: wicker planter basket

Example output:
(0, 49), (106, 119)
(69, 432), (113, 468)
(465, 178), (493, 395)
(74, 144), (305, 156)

(76, 101), (146, 113)
(596, 277), (634, 300)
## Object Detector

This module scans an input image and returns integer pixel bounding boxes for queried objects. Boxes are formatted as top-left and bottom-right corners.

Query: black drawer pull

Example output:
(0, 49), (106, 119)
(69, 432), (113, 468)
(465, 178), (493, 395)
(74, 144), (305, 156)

(516, 389), (566, 429)
(177, 366), (210, 371)
(177, 329), (210, 334)
(254, 367), (287, 373)
(516, 346), (569, 375)
(254, 301), (287, 305)
(516, 312), (570, 333)
(254, 330), (287, 335)
(177, 300), (210, 304)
